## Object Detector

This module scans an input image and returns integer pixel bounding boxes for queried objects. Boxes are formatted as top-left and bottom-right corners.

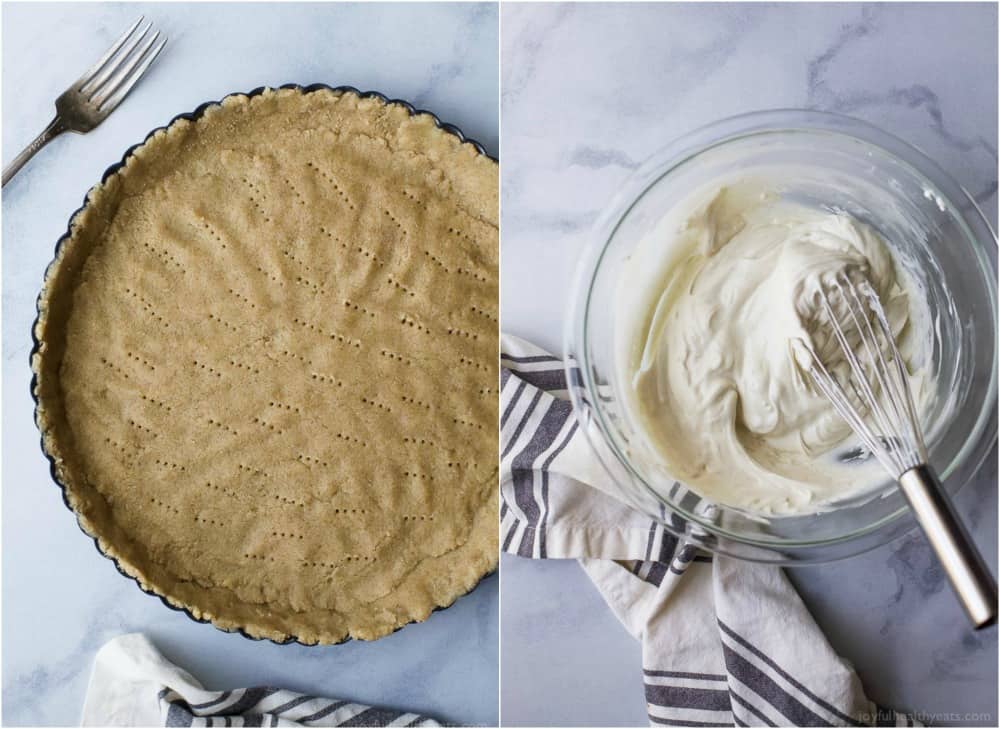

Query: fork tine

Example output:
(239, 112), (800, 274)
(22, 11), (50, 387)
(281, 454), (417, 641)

(77, 17), (146, 93)
(91, 30), (161, 108)
(95, 36), (167, 113)
(83, 22), (152, 98)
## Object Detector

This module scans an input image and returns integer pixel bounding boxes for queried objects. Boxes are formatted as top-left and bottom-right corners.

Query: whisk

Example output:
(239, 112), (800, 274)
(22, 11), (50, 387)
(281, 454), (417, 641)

(794, 272), (997, 628)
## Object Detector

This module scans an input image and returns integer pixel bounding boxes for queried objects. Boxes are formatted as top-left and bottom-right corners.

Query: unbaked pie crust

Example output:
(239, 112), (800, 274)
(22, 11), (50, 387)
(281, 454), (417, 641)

(32, 87), (498, 644)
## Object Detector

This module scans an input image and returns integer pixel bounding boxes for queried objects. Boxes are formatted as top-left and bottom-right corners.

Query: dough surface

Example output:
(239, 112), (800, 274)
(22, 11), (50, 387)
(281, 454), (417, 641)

(33, 88), (499, 643)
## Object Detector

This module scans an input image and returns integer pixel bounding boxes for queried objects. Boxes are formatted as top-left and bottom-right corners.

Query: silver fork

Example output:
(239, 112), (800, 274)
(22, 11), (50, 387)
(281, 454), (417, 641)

(2, 18), (167, 187)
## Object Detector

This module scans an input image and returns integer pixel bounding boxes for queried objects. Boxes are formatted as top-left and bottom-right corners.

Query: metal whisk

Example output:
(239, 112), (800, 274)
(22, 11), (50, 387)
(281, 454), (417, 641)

(794, 272), (997, 628)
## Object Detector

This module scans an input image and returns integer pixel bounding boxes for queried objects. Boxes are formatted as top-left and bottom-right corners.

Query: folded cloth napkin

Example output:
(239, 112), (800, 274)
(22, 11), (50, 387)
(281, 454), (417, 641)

(500, 334), (917, 728)
(82, 633), (440, 727)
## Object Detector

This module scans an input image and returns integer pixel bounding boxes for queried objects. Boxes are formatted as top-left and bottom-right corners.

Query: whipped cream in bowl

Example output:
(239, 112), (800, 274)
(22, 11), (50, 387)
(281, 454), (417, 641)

(566, 111), (997, 563)
(622, 179), (934, 516)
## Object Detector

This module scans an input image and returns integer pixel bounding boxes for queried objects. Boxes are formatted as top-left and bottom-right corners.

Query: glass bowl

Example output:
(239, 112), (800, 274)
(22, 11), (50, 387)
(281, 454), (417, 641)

(566, 109), (997, 564)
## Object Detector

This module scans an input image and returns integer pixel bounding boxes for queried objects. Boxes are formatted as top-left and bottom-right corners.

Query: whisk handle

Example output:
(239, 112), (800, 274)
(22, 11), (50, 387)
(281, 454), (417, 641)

(898, 465), (997, 628)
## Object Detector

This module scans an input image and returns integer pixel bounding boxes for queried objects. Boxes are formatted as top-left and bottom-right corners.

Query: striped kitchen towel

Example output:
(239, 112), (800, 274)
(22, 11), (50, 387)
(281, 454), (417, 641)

(82, 634), (440, 727)
(501, 334), (917, 728)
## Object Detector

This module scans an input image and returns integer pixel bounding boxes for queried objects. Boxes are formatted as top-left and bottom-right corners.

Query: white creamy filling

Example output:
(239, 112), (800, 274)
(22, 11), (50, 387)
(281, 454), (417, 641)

(621, 179), (930, 515)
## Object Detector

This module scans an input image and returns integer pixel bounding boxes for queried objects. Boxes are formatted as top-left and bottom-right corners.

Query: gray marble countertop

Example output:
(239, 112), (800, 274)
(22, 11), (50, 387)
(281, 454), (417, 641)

(1, 3), (498, 726)
(499, 3), (997, 727)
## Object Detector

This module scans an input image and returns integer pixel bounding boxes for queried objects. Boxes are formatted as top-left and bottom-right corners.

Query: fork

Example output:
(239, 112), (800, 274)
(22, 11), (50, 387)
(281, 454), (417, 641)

(2, 18), (167, 187)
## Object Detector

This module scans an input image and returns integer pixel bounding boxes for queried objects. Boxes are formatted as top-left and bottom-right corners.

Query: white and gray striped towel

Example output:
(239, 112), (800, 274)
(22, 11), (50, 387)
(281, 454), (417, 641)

(82, 634), (440, 727)
(500, 334), (917, 728)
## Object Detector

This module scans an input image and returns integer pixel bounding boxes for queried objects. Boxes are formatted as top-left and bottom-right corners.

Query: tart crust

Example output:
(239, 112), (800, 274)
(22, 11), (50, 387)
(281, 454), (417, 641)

(32, 87), (498, 644)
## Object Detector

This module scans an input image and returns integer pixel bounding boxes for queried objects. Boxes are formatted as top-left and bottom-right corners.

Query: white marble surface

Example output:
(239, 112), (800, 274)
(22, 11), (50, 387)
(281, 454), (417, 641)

(500, 3), (997, 727)
(1, 3), (498, 726)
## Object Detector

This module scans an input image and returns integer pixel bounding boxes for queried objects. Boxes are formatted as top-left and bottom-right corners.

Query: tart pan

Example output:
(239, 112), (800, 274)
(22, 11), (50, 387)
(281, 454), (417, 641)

(30, 82), (496, 646)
